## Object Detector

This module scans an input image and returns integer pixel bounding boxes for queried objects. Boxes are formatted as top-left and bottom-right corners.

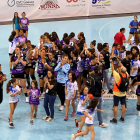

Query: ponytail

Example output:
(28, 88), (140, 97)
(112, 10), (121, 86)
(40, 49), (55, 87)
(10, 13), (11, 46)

(6, 78), (16, 93)
(134, 31), (139, 45)
(8, 31), (16, 42)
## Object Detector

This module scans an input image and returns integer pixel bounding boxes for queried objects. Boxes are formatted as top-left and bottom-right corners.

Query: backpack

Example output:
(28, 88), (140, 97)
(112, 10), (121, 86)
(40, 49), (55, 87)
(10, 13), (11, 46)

(116, 73), (129, 92)
(86, 73), (95, 93)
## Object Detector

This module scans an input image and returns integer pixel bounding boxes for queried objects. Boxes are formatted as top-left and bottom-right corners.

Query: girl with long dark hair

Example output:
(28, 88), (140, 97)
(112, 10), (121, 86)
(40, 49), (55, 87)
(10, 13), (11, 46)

(71, 98), (104, 140)
(12, 12), (20, 36)
(43, 70), (57, 122)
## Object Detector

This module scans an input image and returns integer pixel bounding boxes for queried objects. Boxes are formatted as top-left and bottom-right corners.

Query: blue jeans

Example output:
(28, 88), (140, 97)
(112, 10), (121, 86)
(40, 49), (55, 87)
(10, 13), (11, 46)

(94, 96), (103, 124)
(44, 94), (56, 119)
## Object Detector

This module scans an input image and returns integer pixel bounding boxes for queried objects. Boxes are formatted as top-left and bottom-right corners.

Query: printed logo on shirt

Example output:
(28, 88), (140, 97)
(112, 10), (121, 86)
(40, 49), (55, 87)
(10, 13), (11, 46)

(39, 0), (60, 10)
(7, 0), (34, 7)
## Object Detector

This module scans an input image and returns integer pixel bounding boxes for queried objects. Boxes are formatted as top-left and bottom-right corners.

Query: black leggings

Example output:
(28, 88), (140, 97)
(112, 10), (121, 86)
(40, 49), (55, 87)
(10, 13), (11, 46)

(0, 87), (3, 104)
(57, 82), (65, 106)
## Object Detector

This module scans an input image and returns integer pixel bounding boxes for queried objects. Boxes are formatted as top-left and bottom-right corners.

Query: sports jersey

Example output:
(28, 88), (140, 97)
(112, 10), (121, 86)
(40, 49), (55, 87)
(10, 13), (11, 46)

(77, 94), (88, 112)
(37, 56), (45, 74)
(44, 42), (52, 49)
(119, 51), (126, 59)
(8, 38), (18, 54)
(11, 54), (26, 74)
(46, 58), (57, 75)
(88, 63), (99, 73)
(82, 56), (91, 70)
(66, 80), (78, 95)
(16, 35), (27, 44)
(70, 58), (79, 77)
(85, 107), (97, 124)
(54, 62), (70, 83)
(130, 36), (140, 49)
(54, 51), (63, 63)
(9, 85), (21, 103)
(129, 20), (138, 33)
(29, 88), (40, 105)
(130, 60), (139, 76)
(19, 18), (29, 30)
(69, 38), (77, 48)
(60, 40), (65, 46)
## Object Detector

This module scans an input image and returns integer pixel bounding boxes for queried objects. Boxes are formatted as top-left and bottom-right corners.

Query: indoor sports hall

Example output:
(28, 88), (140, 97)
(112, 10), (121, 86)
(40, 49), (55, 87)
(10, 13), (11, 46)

(0, 0), (140, 140)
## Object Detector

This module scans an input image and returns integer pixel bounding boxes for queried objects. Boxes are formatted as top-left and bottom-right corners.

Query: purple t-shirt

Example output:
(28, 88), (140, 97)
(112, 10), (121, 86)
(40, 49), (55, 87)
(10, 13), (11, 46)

(20, 18), (29, 30)
(37, 56), (45, 74)
(29, 88), (40, 105)
(60, 40), (65, 46)
(11, 54), (26, 74)
(16, 35), (27, 44)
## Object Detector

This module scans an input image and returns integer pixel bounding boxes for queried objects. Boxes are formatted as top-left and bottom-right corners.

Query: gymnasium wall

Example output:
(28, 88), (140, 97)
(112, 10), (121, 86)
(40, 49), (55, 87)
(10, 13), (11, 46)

(2, 0), (140, 22)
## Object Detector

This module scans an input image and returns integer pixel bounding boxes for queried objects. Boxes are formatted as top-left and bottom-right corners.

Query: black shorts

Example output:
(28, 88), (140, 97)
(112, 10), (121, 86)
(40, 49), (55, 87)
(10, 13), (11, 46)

(83, 70), (88, 79)
(31, 62), (36, 69)
(136, 92), (140, 96)
(114, 95), (126, 106)
(9, 53), (13, 56)
(0, 87), (3, 104)
(25, 64), (31, 69)
(130, 76), (136, 80)
(11, 72), (26, 79)
(38, 73), (46, 80)
(129, 32), (134, 35)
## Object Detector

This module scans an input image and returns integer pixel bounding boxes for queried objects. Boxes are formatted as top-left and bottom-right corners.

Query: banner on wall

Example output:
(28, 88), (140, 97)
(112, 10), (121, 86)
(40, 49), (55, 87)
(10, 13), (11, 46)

(0, 0), (140, 22)
(89, 0), (140, 16)
(0, 0), (88, 22)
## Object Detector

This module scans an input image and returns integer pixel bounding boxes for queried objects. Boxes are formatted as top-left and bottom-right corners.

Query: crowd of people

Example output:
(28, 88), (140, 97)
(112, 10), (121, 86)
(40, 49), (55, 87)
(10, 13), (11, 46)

(0, 13), (140, 140)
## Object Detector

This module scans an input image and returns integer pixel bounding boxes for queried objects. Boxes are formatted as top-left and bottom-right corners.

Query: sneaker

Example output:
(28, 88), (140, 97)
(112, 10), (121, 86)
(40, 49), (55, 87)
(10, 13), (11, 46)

(110, 118), (117, 124)
(120, 117), (124, 123)
(9, 122), (14, 128)
(64, 116), (68, 121)
(71, 134), (75, 140)
(59, 106), (64, 111)
(43, 115), (50, 120)
(26, 97), (29, 103)
(108, 89), (113, 94)
(46, 117), (54, 122)
(131, 86), (136, 94)
(71, 111), (76, 117)
(74, 119), (79, 127)
(57, 103), (61, 107)
(30, 120), (34, 125)
(33, 113), (37, 118)
(99, 123), (108, 128)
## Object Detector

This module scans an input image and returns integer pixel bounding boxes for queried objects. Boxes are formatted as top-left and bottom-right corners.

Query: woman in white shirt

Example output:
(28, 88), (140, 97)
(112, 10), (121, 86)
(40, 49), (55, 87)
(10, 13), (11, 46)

(130, 31), (140, 49)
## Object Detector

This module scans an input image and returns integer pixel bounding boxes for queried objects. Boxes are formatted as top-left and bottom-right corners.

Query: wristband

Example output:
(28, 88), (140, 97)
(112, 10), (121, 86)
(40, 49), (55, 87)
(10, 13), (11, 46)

(45, 62), (47, 65)
(41, 42), (43, 44)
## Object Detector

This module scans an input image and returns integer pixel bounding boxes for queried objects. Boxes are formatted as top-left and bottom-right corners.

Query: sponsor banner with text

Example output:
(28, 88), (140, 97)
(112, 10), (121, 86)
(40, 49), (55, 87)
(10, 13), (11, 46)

(1, 0), (88, 22)
(89, 0), (140, 16)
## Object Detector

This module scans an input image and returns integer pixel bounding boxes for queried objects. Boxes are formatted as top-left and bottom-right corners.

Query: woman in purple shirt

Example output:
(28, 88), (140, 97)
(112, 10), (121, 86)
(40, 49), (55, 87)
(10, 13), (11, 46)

(16, 29), (27, 44)
(20, 12), (29, 38)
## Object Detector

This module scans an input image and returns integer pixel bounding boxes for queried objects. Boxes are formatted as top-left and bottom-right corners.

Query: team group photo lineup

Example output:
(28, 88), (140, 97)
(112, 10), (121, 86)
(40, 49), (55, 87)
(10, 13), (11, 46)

(0, 1), (140, 140)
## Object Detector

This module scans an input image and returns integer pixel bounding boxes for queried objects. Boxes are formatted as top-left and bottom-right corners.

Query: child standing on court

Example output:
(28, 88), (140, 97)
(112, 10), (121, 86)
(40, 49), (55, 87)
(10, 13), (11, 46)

(27, 80), (40, 125)
(64, 72), (78, 121)
(6, 78), (21, 128)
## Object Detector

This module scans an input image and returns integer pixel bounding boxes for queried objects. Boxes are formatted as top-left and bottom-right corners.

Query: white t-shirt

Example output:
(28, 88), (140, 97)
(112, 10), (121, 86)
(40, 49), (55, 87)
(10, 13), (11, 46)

(130, 60), (139, 76)
(65, 80), (78, 95)
(130, 36), (140, 49)
(77, 56), (83, 72)
(9, 85), (21, 103)
(77, 94), (88, 112)
(8, 38), (18, 54)
(85, 107), (97, 124)
(119, 51), (126, 59)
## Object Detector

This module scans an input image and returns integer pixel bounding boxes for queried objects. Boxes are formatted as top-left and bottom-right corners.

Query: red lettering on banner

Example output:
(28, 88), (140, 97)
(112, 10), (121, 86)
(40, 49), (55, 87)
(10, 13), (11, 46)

(67, 0), (78, 3)
(39, 1), (60, 9)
